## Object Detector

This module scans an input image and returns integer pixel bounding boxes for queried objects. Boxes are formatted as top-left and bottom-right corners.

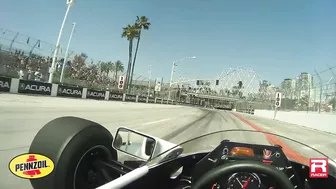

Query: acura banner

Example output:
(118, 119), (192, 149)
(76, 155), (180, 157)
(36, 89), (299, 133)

(57, 85), (83, 98)
(125, 94), (136, 102)
(0, 76), (11, 92)
(138, 96), (147, 103)
(18, 80), (52, 95)
(156, 98), (162, 104)
(86, 89), (106, 100)
(148, 97), (155, 103)
(109, 92), (123, 101)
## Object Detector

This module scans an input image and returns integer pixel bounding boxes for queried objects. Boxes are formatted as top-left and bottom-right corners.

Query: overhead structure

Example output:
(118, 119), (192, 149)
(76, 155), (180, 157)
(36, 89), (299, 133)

(168, 56), (196, 100)
(213, 66), (262, 97)
(170, 66), (270, 101)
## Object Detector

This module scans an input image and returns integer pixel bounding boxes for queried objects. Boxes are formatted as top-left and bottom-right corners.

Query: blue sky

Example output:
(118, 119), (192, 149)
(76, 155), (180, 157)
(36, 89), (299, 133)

(1, 0), (336, 85)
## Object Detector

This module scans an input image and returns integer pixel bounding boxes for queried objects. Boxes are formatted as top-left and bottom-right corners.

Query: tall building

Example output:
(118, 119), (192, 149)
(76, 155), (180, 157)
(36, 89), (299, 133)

(297, 72), (313, 89)
(295, 72), (314, 106)
(281, 78), (296, 99)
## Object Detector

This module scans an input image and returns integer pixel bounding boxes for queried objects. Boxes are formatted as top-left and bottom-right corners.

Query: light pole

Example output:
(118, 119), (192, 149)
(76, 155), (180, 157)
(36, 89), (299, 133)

(48, 0), (75, 83)
(148, 65), (152, 97)
(60, 22), (76, 83)
(178, 75), (183, 101)
(168, 56), (196, 100)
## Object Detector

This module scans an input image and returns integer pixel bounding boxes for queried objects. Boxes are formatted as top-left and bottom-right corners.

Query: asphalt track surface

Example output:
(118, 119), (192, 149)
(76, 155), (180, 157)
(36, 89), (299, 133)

(1, 94), (335, 189)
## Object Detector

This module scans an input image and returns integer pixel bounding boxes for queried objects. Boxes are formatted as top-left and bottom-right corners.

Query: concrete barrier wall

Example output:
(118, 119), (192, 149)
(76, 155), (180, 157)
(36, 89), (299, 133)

(0, 77), (178, 105)
(0, 77), (211, 108)
(254, 109), (336, 134)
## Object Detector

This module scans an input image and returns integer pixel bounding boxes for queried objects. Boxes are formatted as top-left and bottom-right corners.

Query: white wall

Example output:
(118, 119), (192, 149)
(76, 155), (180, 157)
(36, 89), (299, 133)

(254, 110), (336, 134)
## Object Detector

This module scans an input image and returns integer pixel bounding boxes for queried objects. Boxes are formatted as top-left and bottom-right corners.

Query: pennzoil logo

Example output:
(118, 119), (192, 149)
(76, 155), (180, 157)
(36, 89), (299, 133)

(8, 153), (54, 179)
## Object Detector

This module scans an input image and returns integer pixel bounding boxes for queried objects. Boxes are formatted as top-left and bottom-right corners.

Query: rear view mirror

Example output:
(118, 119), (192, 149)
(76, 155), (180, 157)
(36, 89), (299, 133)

(113, 127), (157, 160)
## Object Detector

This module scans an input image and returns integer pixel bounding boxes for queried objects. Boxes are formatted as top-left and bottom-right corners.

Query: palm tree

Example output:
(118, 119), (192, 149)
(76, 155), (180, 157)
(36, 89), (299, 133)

(105, 61), (114, 77)
(122, 24), (139, 92)
(99, 62), (107, 75)
(80, 52), (88, 59)
(113, 60), (124, 86)
(238, 81), (243, 89)
(129, 16), (151, 89)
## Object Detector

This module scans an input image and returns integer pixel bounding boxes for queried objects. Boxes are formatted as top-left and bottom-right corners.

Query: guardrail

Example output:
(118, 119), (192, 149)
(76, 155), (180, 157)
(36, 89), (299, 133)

(236, 108), (255, 115)
(0, 76), (206, 106)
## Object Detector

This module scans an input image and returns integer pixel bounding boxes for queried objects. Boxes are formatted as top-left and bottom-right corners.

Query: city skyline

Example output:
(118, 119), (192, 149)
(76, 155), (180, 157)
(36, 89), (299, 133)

(279, 71), (335, 104)
(2, 0), (336, 84)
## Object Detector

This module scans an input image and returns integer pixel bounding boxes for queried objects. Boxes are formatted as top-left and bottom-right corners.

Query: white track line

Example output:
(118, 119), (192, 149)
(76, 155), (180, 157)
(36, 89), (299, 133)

(141, 118), (171, 126)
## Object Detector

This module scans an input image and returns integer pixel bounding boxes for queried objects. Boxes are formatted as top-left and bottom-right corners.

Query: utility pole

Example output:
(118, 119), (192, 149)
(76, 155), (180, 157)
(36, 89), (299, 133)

(147, 65), (152, 97)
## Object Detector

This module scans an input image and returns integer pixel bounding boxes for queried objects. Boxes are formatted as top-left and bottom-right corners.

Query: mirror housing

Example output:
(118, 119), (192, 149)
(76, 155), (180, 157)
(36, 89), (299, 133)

(113, 127), (157, 161)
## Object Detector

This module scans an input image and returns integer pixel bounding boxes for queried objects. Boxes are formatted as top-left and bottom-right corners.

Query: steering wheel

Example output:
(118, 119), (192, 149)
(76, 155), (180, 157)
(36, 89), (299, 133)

(192, 160), (294, 189)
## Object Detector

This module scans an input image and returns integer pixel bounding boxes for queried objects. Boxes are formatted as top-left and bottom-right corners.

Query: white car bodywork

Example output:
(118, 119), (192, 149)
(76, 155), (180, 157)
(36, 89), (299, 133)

(97, 127), (183, 189)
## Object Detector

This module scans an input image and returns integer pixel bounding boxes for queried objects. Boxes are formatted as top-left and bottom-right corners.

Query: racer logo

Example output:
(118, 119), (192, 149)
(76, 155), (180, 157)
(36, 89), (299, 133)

(309, 158), (328, 178)
(9, 153), (54, 179)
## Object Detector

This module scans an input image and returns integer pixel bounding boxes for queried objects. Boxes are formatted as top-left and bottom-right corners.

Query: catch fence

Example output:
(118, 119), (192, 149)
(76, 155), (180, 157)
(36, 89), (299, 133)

(278, 66), (336, 112)
(0, 28), (173, 97)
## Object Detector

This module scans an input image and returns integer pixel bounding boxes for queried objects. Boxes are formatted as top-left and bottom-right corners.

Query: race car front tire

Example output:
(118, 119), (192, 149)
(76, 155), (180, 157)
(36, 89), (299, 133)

(28, 116), (117, 189)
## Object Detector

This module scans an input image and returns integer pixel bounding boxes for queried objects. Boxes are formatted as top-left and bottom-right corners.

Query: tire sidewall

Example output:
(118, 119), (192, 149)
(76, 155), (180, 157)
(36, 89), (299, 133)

(30, 123), (117, 189)
(58, 126), (114, 189)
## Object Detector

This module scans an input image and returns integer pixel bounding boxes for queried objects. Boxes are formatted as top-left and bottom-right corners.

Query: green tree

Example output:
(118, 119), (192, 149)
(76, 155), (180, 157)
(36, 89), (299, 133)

(80, 52), (88, 59)
(329, 97), (336, 111)
(99, 61), (116, 77)
(68, 53), (88, 80)
(122, 24), (139, 92)
(129, 16), (151, 90)
(105, 61), (114, 77)
(99, 62), (107, 75)
(87, 64), (99, 83)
